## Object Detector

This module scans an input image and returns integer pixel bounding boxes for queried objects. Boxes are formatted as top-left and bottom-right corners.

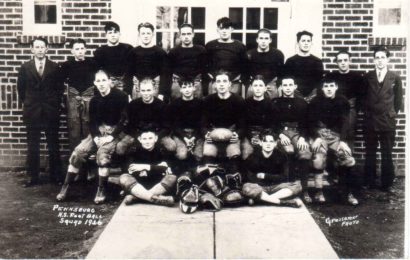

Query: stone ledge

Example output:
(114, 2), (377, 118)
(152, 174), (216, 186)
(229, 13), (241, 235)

(368, 37), (406, 47)
(16, 34), (66, 45)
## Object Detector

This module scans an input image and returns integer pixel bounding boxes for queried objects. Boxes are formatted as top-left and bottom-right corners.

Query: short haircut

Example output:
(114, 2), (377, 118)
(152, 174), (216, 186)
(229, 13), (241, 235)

(335, 50), (351, 60)
(94, 69), (111, 80)
(373, 46), (390, 58)
(179, 23), (194, 32)
(69, 38), (87, 48)
(104, 21), (120, 32)
(139, 77), (155, 88)
(321, 75), (338, 87)
(214, 69), (232, 81)
(257, 28), (272, 38)
(296, 30), (313, 42)
(278, 75), (296, 85)
(217, 17), (233, 28)
(250, 75), (267, 85)
(30, 37), (48, 47)
(261, 129), (276, 141)
(138, 22), (155, 32)
(178, 77), (195, 86)
(138, 128), (158, 137)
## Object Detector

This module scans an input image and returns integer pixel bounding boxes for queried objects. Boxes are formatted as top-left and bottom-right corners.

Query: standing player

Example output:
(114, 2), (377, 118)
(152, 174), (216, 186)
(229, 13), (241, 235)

(126, 22), (170, 100)
(325, 50), (365, 148)
(205, 17), (247, 95)
(17, 37), (64, 187)
(308, 77), (358, 205)
(284, 31), (323, 103)
(56, 70), (128, 204)
(60, 38), (98, 150)
(242, 75), (273, 160)
(246, 28), (284, 99)
(363, 47), (403, 192)
(94, 21), (133, 95)
(242, 132), (303, 207)
(271, 75), (312, 203)
(118, 130), (177, 206)
(168, 23), (207, 99)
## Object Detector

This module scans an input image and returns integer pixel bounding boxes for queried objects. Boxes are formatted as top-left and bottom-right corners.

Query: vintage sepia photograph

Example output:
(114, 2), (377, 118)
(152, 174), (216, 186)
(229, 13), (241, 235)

(0, 0), (408, 258)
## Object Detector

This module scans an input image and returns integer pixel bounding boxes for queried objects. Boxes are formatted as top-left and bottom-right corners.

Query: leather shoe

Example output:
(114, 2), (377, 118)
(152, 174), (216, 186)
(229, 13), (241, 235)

(23, 179), (40, 188)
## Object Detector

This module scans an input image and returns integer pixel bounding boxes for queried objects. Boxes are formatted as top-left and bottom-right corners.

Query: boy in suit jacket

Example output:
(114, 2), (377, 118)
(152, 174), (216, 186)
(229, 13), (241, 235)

(17, 37), (64, 187)
(363, 46), (403, 192)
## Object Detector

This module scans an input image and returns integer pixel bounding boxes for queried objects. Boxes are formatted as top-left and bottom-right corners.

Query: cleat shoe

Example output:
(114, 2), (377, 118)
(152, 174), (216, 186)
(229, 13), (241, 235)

(124, 195), (139, 205)
(56, 184), (69, 201)
(314, 191), (326, 203)
(94, 186), (107, 204)
(151, 195), (175, 207)
(347, 193), (359, 206)
(280, 198), (303, 208)
(302, 191), (313, 204)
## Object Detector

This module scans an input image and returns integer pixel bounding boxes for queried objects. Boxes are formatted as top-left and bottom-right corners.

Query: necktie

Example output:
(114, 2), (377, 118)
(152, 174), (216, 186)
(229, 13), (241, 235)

(377, 71), (382, 83)
(38, 61), (44, 77)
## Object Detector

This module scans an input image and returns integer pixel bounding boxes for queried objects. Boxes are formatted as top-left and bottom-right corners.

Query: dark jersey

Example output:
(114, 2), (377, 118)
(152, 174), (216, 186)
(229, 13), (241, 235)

(244, 97), (273, 135)
(205, 39), (247, 78)
(93, 43), (133, 77)
(271, 97), (309, 138)
(88, 88), (128, 138)
(245, 148), (288, 186)
(247, 48), (284, 83)
(308, 95), (350, 141)
(168, 45), (207, 78)
(165, 98), (203, 138)
(59, 58), (98, 93)
(124, 97), (166, 137)
(201, 93), (246, 137)
(284, 54), (324, 97)
(326, 70), (365, 102)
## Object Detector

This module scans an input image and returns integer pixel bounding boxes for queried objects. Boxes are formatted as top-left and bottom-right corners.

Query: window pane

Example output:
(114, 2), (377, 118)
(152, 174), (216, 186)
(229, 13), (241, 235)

(232, 33), (243, 42)
(191, 7), (205, 29)
(229, 8), (243, 29)
(246, 33), (257, 50)
(157, 32), (172, 52)
(193, 33), (205, 46)
(378, 8), (401, 25)
(264, 8), (278, 30)
(174, 7), (188, 29)
(34, 5), (56, 24)
(246, 8), (260, 30)
(156, 6), (171, 29)
(271, 33), (278, 49)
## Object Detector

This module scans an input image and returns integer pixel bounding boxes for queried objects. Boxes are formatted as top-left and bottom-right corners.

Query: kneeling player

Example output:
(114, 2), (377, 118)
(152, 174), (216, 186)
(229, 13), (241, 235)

(308, 77), (358, 205)
(56, 69), (128, 204)
(271, 75), (312, 203)
(242, 132), (303, 207)
(119, 130), (176, 206)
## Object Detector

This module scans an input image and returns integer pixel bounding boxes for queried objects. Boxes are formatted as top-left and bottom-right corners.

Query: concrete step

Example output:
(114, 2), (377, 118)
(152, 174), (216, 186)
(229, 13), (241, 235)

(87, 202), (338, 259)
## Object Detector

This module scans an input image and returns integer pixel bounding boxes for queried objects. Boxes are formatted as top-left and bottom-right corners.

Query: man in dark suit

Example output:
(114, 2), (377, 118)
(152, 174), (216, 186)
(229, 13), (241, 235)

(17, 37), (64, 187)
(363, 46), (403, 192)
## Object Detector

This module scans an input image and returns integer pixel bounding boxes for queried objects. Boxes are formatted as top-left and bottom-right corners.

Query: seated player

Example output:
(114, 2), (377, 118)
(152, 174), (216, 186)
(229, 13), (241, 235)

(201, 70), (246, 188)
(56, 69), (128, 204)
(308, 77), (358, 205)
(118, 129), (176, 206)
(164, 77), (203, 169)
(271, 75), (312, 203)
(116, 78), (168, 156)
(242, 75), (273, 159)
(242, 132), (303, 207)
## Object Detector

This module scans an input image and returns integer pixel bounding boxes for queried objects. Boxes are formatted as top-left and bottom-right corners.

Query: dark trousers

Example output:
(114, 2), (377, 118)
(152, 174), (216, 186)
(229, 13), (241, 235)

(364, 129), (396, 188)
(26, 124), (62, 180)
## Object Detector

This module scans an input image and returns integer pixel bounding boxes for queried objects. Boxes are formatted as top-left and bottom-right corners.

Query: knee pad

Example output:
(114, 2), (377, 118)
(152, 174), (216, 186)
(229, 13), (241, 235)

(116, 137), (134, 155)
(176, 146), (188, 160)
(96, 152), (111, 167)
(242, 183), (263, 199)
(69, 150), (87, 169)
(337, 150), (356, 167)
(161, 137), (177, 152)
(222, 189), (244, 206)
(312, 153), (326, 170)
(161, 174), (177, 191)
(119, 174), (137, 192)
(283, 144), (295, 154)
(298, 149), (312, 160)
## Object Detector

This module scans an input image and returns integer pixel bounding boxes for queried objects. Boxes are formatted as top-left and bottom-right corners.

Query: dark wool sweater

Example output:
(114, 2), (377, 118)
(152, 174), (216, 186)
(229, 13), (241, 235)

(325, 70), (365, 104)
(93, 43), (133, 77)
(168, 45), (207, 78)
(247, 48), (284, 83)
(88, 88), (128, 138)
(244, 97), (273, 133)
(165, 98), (203, 138)
(59, 58), (98, 93)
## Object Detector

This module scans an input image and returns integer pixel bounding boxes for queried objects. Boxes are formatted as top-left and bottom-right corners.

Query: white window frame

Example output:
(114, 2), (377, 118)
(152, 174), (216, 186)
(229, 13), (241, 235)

(22, 0), (62, 36)
(373, 0), (408, 37)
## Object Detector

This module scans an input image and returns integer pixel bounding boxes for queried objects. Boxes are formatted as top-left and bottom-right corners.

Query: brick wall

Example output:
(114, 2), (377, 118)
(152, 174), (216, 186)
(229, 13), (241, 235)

(322, 0), (407, 175)
(0, 0), (111, 170)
